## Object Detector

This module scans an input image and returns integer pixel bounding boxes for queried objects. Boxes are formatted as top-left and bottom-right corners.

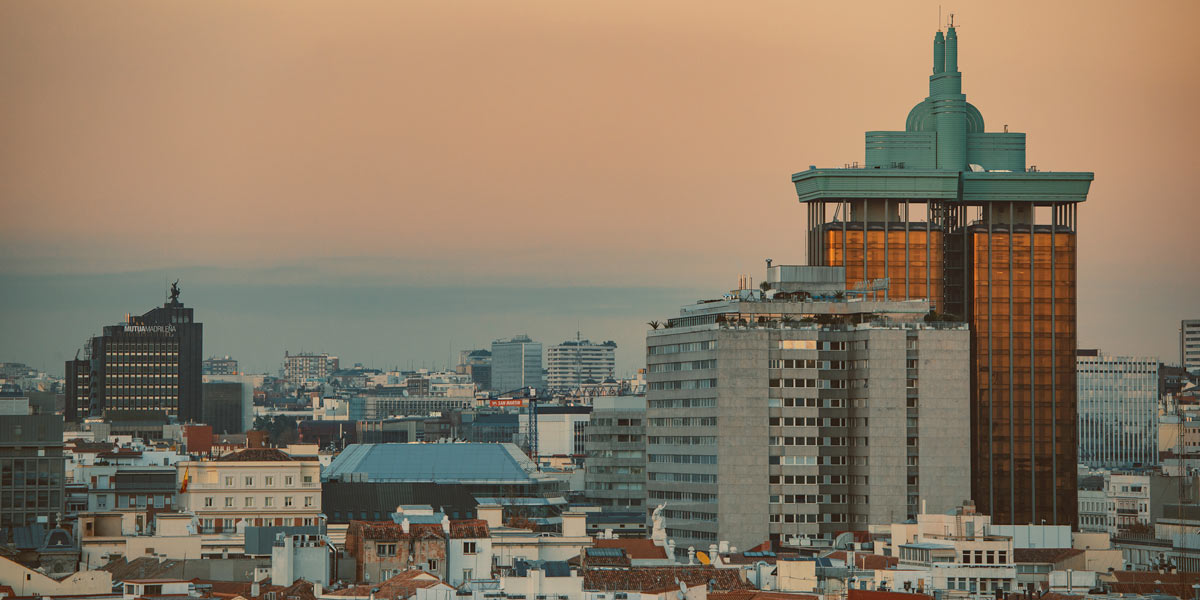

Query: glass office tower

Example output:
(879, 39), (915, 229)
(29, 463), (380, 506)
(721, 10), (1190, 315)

(793, 25), (1092, 526)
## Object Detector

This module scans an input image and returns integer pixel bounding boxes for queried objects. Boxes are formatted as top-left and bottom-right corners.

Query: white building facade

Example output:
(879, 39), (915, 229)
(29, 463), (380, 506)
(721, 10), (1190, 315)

(546, 340), (617, 393)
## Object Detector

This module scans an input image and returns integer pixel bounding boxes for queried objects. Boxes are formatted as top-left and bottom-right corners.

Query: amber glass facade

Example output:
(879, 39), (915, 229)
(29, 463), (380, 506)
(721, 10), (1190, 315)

(822, 225), (943, 306)
(969, 227), (1076, 526)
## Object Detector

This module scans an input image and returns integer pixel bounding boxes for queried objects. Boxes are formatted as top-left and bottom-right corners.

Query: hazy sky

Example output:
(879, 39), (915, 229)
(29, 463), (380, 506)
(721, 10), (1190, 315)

(2, 1), (1198, 376)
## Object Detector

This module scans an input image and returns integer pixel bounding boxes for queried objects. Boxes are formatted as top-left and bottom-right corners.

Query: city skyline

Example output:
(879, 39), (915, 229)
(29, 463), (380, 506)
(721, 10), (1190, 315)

(3, 1), (1198, 377)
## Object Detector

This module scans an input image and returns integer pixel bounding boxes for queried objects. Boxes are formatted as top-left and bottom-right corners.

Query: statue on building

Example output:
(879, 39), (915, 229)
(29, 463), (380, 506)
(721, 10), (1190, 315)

(651, 503), (666, 544)
(169, 279), (181, 302)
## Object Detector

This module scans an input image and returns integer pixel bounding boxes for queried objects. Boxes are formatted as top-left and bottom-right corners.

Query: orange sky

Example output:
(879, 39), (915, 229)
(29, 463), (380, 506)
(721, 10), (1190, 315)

(2, 1), (1198, 368)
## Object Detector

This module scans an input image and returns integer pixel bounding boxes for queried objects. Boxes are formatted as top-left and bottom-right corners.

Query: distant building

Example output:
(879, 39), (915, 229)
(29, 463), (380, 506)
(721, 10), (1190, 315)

(65, 291), (204, 425)
(202, 378), (254, 434)
(348, 393), (473, 420)
(1077, 350), (1159, 468)
(546, 339), (617, 393)
(0, 414), (66, 530)
(321, 443), (565, 525)
(519, 405), (592, 465)
(583, 395), (646, 513)
(458, 349), (493, 391)
(491, 336), (543, 394)
(646, 265), (970, 553)
(1184, 320), (1200, 374)
(284, 352), (339, 384)
(64, 358), (90, 423)
(203, 356), (239, 375)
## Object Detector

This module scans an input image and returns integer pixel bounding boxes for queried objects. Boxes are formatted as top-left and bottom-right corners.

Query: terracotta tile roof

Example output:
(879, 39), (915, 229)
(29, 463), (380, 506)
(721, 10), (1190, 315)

(449, 519), (489, 539)
(214, 448), (296, 462)
(825, 552), (899, 570)
(582, 566), (752, 592)
(327, 570), (442, 600)
(1011, 548), (1084, 564)
(711, 593), (819, 600)
(594, 538), (669, 560)
(847, 590), (933, 600)
(198, 580), (252, 597)
(348, 520), (445, 541)
(1108, 570), (1200, 598)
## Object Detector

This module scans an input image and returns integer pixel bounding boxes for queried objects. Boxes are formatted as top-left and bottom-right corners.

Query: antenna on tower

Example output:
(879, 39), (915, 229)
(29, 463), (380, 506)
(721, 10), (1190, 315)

(949, 12), (955, 27)
(938, 6), (942, 31)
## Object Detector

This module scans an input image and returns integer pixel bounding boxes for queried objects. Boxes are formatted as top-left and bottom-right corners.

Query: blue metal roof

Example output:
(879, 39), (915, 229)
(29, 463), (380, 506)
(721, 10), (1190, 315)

(323, 443), (539, 484)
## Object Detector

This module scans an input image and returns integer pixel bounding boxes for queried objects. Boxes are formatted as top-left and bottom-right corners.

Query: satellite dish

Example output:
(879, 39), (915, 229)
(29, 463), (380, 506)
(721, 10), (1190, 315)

(677, 579), (689, 600)
(697, 551), (711, 565)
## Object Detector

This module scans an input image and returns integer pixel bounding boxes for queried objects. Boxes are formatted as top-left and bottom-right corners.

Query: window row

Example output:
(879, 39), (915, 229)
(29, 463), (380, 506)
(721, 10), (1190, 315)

(649, 397), (716, 409)
(649, 472), (717, 484)
(648, 436), (717, 446)
(648, 341), (717, 355)
(648, 454), (716, 465)
(649, 379), (717, 391)
(650, 417), (718, 427)
(649, 360), (717, 373)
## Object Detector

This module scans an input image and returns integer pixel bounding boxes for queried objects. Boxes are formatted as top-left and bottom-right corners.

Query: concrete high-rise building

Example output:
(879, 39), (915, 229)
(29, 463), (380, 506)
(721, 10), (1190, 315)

(202, 356), (239, 376)
(491, 335), (543, 394)
(0, 414), (66, 530)
(547, 338), (617, 393)
(645, 266), (970, 553)
(1183, 320), (1200, 374)
(583, 395), (647, 512)
(792, 24), (1092, 526)
(1076, 350), (1159, 469)
(65, 287), (204, 425)
(283, 352), (339, 384)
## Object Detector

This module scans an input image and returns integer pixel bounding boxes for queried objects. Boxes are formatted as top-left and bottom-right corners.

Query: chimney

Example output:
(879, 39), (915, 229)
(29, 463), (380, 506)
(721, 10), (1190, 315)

(247, 430), (268, 449)
(441, 514), (450, 535)
(401, 518), (410, 534)
(313, 583), (323, 597)
(561, 512), (585, 538)
(251, 581), (261, 598)
(478, 505), (502, 528)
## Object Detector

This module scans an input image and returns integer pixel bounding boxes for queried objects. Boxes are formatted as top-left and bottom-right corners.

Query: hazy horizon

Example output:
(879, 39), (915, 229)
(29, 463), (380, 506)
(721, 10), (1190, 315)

(3, 1), (1198, 378)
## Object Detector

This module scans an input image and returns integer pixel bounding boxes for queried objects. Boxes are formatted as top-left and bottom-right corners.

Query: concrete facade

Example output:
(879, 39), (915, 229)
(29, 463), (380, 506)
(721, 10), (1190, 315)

(583, 395), (646, 512)
(645, 282), (970, 554)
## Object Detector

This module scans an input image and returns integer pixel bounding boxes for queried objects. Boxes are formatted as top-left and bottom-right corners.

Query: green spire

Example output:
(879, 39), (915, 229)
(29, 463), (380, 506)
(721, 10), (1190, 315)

(933, 31), (945, 75)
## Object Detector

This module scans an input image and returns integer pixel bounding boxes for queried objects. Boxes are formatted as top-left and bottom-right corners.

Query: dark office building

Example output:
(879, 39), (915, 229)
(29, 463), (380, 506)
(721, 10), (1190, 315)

(0, 415), (66, 532)
(66, 286), (203, 427)
(64, 358), (90, 422)
(202, 382), (246, 435)
(793, 25), (1091, 526)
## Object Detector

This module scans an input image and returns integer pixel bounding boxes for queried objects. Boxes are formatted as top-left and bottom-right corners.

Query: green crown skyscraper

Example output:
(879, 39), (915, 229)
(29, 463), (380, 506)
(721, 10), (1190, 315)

(793, 22), (1093, 527)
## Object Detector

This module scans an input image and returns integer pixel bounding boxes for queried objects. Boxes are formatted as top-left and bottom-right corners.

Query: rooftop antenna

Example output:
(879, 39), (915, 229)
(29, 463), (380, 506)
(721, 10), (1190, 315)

(938, 6), (942, 31)
(949, 12), (955, 27)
